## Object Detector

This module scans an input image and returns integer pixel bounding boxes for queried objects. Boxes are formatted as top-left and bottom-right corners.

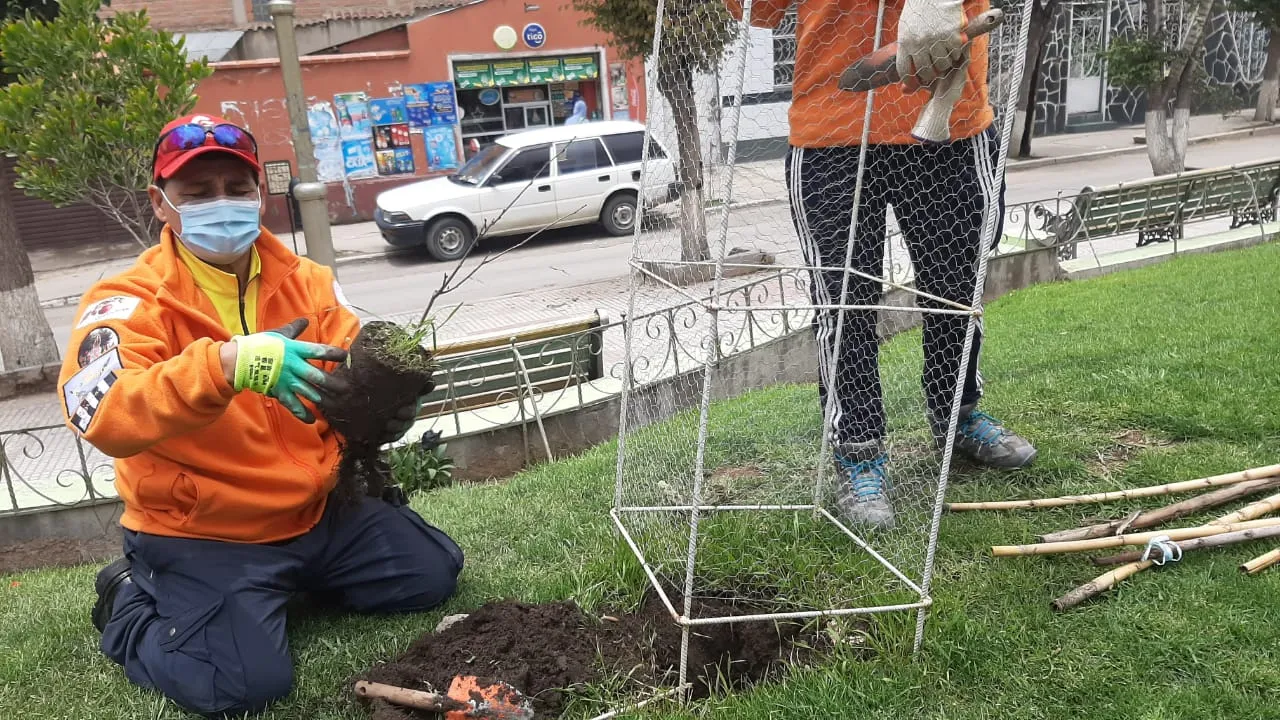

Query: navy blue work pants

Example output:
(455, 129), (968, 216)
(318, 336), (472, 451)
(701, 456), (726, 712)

(100, 497), (464, 718)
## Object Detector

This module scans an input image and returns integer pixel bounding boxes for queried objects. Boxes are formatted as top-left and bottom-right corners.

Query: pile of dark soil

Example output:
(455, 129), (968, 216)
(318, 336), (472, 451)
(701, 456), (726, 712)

(0, 535), (119, 576)
(326, 320), (435, 505)
(355, 592), (831, 719)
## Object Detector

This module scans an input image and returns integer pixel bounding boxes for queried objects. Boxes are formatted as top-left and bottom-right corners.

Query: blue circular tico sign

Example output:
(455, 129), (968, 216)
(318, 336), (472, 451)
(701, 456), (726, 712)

(523, 23), (546, 49)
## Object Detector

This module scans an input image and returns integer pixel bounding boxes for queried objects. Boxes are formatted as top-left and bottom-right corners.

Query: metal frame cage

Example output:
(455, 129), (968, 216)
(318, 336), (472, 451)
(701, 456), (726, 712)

(606, 0), (1033, 706)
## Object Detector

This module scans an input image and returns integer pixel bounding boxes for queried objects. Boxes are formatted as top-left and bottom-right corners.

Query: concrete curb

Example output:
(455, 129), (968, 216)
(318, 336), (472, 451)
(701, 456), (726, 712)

(1006, 123), (1280, 172)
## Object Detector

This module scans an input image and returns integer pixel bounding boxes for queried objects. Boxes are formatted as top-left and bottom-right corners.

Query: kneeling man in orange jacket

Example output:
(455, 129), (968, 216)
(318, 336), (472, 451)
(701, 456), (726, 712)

(58, 114), (464, 718)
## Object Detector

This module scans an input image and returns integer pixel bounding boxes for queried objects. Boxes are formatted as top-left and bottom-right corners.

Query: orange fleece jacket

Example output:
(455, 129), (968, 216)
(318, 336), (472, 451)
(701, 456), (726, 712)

(57, 227), (361, 544)
(726, 0), (994, 147)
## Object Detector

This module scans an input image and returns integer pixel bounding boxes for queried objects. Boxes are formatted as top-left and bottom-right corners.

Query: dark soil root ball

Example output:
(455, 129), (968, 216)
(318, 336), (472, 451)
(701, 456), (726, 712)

(326, 320), (435, 506)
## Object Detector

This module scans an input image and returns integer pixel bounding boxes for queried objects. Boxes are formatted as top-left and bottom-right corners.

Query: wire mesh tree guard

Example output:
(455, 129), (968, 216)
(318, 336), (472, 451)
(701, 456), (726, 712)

(607, 0), (1032, 707)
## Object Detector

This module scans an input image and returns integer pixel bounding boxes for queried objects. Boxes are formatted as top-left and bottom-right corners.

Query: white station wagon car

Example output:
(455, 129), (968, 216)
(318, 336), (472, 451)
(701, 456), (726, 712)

(374, 121), (679, 261)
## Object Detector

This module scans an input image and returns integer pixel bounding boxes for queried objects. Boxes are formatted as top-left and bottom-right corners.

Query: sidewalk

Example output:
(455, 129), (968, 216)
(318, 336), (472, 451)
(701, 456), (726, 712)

(28, 114), (1280, 309)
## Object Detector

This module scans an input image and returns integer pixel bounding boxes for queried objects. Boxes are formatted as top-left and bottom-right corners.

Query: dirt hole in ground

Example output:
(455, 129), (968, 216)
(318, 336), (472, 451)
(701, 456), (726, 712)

(354, 591), (838, 719)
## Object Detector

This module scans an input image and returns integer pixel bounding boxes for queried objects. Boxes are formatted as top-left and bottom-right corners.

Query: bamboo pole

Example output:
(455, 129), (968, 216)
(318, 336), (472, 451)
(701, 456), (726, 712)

(992, 518), (1280, 557)
(1051, 494), (1280, 610)
(1092, 524), (1280, 566)
(948, 463), (1280, 512)
(1212, 490), (1280, 525)
(1038, 478), (1280, 543)
(1241, 547), (1280, 575)
(1052, 561), (1154, 611)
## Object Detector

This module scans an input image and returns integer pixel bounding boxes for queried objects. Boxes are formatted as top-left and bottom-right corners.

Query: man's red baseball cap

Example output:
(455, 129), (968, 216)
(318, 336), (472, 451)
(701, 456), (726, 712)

(151, 114), (262, 183)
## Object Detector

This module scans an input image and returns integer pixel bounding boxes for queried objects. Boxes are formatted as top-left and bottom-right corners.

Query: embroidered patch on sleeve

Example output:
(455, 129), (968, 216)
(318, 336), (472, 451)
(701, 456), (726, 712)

(76, 326), (121, 368)
(61, 349), (124, 435)
(76, 295), (141, 329)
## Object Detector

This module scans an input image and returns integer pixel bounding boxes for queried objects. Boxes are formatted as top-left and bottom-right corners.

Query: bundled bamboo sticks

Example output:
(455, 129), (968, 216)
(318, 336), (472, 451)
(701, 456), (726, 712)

(972, 462), (1280, 611)
(948, 463), (1280, 512)
(992, 518), (1280, 558)
(1092, 525), (1280, 566)
(1048, 492), (1280, 610)
(1037, 477), (1280, 543)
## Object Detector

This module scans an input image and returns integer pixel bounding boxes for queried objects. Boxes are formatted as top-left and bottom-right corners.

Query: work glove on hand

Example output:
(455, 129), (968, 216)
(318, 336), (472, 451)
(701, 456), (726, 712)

(910, 52), (971, 143)
(896, 0), (967, 92)
(378, 384), (434, 446)
(232, 317), (350, 423)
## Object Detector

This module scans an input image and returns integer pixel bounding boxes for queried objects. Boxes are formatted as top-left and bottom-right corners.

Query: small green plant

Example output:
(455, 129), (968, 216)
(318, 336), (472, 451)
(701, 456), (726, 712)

(1099, 37), (1171, 91)
(386, 431), (454, 496)
(370, 318), (437, 374)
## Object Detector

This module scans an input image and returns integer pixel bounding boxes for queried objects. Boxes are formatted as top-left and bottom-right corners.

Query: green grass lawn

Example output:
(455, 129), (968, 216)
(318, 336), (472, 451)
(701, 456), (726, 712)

(5, 243), (1280, 719)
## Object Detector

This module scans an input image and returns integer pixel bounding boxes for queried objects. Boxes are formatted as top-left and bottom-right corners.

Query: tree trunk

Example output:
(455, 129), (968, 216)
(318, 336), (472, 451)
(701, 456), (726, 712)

(1256, 29), (1280, 123)
(1017, 0), (1058, 158)
(1142, 0), (1214, 175)
(0, 180), (60, 371)
(1017, 43), (1045, 158)
(1144, 106), (1182, 175)
(657, 63), (709, 263)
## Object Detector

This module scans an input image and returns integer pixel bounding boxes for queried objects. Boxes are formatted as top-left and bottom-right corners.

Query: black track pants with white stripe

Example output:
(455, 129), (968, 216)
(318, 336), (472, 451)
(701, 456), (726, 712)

(784, 126), (1003, 448)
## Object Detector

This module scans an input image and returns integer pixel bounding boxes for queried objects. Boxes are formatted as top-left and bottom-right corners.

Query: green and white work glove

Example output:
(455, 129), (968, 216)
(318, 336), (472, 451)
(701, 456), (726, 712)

(232, 318), (350, 423)
(896, 0), (967, 92)
(379, 392), (433, 446)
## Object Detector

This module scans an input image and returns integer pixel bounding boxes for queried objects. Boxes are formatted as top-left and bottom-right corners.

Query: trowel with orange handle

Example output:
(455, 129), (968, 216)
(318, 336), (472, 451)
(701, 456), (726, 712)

(837, 8), (1005, 144)
(354, 676), (534, 720)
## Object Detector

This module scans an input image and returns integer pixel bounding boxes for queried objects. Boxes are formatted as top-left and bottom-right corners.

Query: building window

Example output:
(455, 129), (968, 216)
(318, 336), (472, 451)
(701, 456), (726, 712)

(252, 0), (272, 23)
(772, 9), (797, 88)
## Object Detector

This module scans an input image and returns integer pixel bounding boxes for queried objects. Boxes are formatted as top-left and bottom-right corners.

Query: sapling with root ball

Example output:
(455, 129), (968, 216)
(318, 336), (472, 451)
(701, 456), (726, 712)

(322, 138), (599, 506)
(324, 318), (438, 506)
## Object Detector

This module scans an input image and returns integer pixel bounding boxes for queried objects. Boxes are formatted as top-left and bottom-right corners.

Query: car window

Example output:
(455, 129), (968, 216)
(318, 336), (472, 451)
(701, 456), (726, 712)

(602, 131), (666, 164)
(492, 145), (551, 184)
(554, 138), (611, 174)
(602, 132), (643, 164)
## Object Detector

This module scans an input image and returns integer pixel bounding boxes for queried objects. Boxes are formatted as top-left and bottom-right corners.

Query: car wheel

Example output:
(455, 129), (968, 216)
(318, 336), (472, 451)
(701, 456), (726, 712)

(600, 192), (638, 236)
(425, 217), (475, 262)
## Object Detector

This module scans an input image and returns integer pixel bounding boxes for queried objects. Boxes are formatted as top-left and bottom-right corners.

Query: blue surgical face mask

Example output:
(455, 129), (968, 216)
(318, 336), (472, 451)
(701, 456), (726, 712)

(163, 191), (262, 265)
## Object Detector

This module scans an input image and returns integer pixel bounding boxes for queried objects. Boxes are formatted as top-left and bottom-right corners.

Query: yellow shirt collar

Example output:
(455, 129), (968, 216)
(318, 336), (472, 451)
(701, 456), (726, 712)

(175, 240), (262, 292)
(175, 240), (262, 334)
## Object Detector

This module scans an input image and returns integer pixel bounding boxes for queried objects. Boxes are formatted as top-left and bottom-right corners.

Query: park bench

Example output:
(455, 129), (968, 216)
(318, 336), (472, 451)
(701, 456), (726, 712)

(417, 312), (609, 422)
(1032, 157), (1280, 260)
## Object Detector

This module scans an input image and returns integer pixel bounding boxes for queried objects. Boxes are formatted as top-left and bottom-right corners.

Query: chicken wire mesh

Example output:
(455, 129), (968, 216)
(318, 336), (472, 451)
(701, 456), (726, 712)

(609, 0), (1031, 696)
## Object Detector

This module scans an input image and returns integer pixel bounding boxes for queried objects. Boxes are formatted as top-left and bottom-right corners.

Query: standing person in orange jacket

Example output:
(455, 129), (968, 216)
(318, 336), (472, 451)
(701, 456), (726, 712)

(59, 114), (464, 718)
(725, 0), (1036, 530)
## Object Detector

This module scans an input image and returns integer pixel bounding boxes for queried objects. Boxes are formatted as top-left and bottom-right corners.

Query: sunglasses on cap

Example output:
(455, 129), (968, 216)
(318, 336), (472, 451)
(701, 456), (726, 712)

(151, 123), (259, 169)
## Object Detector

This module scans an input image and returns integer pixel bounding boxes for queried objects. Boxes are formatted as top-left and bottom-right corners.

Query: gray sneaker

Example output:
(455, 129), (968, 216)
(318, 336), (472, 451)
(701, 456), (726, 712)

(834, 450), (895, 531)
(947, 409), (1037, 469)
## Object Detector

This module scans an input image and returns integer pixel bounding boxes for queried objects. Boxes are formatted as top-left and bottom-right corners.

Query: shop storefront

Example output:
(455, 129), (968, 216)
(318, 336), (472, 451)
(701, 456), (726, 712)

(184, 0), (647, 232)
(451, 50), (608, 158)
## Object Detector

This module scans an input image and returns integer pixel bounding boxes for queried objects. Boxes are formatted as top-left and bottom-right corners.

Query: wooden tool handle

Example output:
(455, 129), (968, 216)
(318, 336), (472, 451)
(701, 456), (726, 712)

(838, 9), (1004, 92)
(354, 680), (458, 712)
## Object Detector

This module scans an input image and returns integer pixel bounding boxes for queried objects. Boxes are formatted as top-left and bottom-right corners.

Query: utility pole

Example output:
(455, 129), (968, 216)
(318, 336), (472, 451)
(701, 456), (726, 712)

(270, 0), (338, 274)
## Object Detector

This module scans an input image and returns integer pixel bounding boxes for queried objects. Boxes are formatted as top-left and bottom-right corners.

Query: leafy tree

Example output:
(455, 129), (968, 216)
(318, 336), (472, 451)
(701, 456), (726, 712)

(0, 0), (62, 371)
(1233, 0), (1279, 121)
(573, 0), (738, 262)
(0, 0), (211, 248)
(1102, 0), (1216, 175)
